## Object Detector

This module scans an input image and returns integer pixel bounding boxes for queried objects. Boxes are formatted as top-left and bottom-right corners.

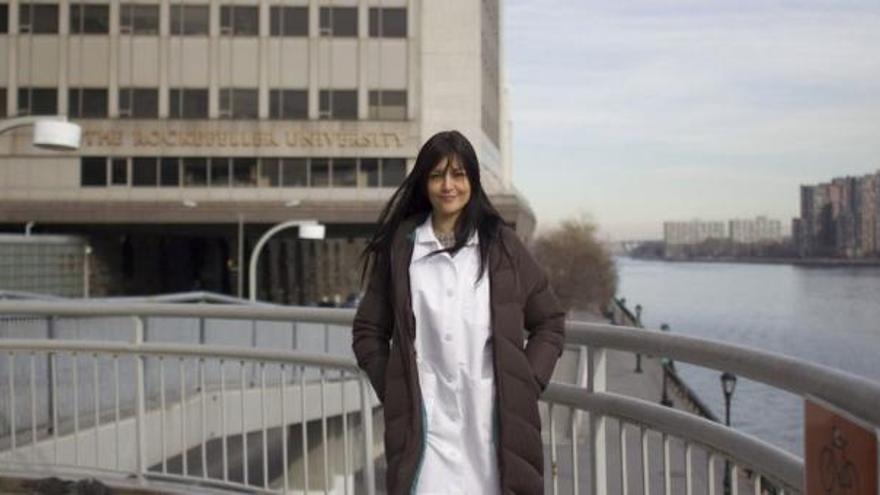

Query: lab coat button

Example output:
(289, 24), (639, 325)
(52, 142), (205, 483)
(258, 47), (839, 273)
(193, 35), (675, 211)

(444, 333), (453, 341)
(446, 289), (454, 297)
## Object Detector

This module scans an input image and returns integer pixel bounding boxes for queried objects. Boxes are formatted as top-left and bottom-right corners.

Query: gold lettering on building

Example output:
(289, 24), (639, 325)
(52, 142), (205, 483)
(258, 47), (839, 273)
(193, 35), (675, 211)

(83, 130), (123, 147)
(85, 128), (405, 149)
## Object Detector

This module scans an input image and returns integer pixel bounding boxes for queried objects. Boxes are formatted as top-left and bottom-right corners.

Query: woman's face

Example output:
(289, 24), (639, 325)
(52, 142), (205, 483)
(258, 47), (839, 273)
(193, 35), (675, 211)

(426, 156), (472, 221)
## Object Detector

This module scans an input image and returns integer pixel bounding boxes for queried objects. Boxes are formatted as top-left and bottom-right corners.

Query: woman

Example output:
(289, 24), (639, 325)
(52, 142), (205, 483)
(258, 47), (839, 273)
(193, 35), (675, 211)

(352, 130), (565, 494)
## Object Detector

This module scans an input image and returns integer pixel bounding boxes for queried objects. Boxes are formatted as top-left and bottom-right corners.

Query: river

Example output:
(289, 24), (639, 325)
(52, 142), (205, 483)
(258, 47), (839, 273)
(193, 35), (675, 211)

(616, 256), (880, 455)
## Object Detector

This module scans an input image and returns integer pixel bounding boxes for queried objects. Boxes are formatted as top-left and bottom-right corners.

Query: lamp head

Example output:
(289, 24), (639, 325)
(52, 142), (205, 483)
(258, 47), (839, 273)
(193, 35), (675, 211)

(298, 224), (325, 240)
(721, 371), (737, 396)
(32, 120), (82, 151)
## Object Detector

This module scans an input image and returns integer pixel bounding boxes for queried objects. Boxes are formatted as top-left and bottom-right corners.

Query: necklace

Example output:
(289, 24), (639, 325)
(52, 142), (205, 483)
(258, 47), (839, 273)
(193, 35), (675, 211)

(436, 231), (456, 248)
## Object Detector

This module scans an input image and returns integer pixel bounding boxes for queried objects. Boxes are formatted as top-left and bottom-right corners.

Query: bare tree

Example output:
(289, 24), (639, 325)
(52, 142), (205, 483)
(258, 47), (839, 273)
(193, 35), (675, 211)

(531, 218), (618, 313)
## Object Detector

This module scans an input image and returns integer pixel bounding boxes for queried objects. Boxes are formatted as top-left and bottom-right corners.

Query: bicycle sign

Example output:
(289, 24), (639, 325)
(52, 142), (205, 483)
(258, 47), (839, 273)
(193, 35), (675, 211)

(805, 397), (877, 495)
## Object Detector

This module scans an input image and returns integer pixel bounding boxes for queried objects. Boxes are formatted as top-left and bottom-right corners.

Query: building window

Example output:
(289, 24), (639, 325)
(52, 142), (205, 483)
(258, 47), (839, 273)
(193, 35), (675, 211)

(170, 4), (209, 35)
(119, 88), (158, 118)
(232, 158), (257, 186)
(319, 7), (356, 37)
(369, 7), (406, 38)
(368, 90), (406, 120)
(18, 88), (57, 116)
(281, 158), (307, 187)
(169, 88), (208, 119)
(160, 158), (180, 187)
(220, 5), (258, 36)
(0, 89), (6, 117)
(0, 5), (8, 34)
(210, 158), (230, 186)
(81, 157), (107, 187)
(382, 158), (406, 187)
(183, 158), (208, 186)
(310, 158), (329, 187)
(269, 89), (307, 120)
(332, 158), (356, 187)
(270, 6), (308, 36)
(68, 88), (108, 118)
(132, 157), (158, 186)
(77, 156), (407, 188)
(120, 4), (159, 35)
(111, 158), (128, 185)
(319, 90), (357, 120)
(70, 4), (109, 34)
(358, 158), (379, 187)
(259, 158), (280, 187)
(219, 88), (258, 119)
(19, 4), (59, 34)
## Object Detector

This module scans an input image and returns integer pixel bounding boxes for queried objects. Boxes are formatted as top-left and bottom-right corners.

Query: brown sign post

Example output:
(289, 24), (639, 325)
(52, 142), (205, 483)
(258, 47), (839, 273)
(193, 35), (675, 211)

(805, 397), (877, 495)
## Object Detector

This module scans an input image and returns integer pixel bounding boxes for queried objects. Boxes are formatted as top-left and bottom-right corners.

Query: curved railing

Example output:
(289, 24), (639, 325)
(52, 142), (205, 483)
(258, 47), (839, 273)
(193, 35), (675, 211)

(537, 321), (880, 494)
(1, 299), (878, 494)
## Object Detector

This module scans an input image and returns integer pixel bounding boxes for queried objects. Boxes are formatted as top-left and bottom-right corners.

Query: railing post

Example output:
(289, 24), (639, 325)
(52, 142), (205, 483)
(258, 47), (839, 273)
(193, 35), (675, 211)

(133, 316), (146, 481)
(359, 375), (376, 495)
(46, 316), (56, 434)
(588, 346), (608, 495)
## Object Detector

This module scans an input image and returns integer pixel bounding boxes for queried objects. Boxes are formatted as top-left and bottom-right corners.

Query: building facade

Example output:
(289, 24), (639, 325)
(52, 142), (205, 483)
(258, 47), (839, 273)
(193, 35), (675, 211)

(0, 0), (532, 301)
(662, 220), (726, 246)
(796, 171), (880, 258)
(728, 216), (782, 244)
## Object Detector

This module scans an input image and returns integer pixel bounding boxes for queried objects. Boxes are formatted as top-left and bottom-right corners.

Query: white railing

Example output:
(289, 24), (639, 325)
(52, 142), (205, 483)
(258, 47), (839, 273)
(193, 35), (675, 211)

(539, 321), (880, 494)
(0, 302), (376, 494)
(1, 298), (879, 494)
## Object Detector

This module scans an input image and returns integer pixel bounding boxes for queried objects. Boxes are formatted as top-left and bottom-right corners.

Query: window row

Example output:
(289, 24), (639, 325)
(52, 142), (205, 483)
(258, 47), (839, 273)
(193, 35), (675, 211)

(80, 156), (407, 188)
(2, 3), (406, 38)
(13, 87), (407, 120)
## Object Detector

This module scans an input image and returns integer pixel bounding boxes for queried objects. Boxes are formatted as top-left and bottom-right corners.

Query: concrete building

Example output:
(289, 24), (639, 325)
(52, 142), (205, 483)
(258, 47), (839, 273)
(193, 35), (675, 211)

(0, 0), (532, 301)
(662, 220), (726, 246)
(728, 216), (782, 244)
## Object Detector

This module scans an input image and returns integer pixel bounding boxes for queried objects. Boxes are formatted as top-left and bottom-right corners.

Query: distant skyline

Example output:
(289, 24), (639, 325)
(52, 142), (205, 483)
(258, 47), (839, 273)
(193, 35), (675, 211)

(504, 1), (880, 240)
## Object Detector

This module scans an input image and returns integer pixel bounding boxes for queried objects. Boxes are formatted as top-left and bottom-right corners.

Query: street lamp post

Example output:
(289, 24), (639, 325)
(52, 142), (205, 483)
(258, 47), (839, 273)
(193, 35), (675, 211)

(660, 323), (673, 406)
(248, 220), (326, 302)
(634, 304), (643, 373)
(720, 371), (738, 494)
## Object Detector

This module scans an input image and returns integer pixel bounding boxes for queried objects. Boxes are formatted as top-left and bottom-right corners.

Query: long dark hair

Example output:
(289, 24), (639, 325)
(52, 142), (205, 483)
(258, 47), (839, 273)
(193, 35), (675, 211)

(362, 130), (508, 283)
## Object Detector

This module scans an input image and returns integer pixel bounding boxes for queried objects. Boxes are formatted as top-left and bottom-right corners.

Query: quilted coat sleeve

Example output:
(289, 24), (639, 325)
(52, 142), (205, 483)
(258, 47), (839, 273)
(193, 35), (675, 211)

(351, 252), (394, 403)
(516, 235), (567, 391)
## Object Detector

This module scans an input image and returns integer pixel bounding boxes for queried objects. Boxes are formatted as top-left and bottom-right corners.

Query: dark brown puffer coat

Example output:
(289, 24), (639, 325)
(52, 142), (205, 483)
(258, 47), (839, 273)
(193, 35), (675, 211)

(353, 215), (565, 494)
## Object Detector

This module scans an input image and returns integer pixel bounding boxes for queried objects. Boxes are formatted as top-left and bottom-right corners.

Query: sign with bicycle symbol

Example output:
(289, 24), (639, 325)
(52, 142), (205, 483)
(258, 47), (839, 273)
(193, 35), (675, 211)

(805, 397), (877, 495)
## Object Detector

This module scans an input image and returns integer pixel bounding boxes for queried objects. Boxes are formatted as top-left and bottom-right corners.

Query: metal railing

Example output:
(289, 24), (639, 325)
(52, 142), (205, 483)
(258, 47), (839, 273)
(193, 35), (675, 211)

(0, 301), (376, 494)
(0, 298), (878, 494)
(539, 321), (880, 494)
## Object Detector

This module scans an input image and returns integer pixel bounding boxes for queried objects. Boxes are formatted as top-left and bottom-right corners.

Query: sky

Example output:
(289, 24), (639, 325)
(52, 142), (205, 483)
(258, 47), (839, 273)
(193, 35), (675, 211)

(504, 1), (880, 241)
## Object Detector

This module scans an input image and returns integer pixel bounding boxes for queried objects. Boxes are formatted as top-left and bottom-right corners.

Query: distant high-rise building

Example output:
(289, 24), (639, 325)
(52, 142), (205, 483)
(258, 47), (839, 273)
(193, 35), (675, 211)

(663, 220), (727, 245)
(795, 170), (880, 258)
(728, 216), (783, 244)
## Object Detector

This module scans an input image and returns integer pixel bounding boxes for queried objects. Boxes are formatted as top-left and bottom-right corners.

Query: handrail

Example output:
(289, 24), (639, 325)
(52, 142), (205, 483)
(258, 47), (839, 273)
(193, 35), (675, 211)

(0, 339), (361, 372)
(0, 301), (355, 325)
(543, 383), (804, 491)
(566, 320), (880, 427)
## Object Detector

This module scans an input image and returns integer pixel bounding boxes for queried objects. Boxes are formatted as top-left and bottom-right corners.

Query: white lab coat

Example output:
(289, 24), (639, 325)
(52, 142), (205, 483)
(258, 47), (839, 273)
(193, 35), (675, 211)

(409, 216), (500, 495)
